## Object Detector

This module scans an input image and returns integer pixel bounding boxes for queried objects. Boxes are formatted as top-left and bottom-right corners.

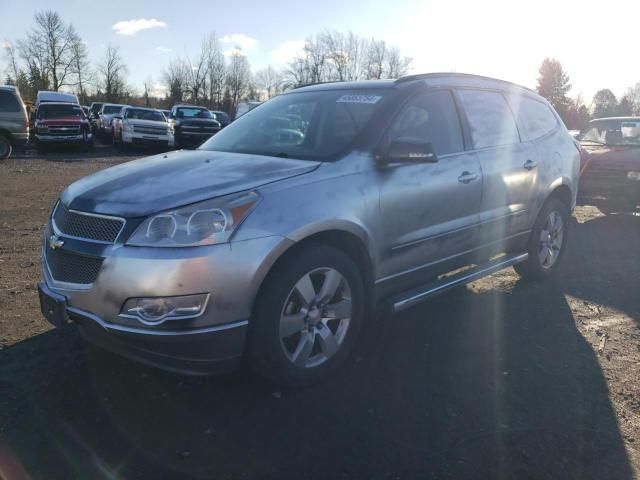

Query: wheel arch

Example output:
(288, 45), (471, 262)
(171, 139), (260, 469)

(250, 225), (377, 319)
(0, 129), (13, 141)
(546, 177), (576, 210)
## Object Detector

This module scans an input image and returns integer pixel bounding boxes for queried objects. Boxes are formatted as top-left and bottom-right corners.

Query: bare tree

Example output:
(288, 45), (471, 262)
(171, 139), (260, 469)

(19, 11), (77, 90)
(69, 32), (91, 103)
(184, 39), (209, 103)
(225, 52), (251, 114)
(98, 44), (127, 102)
(254, 65), (284, 99)
(162, 58), (189, 105)
(364, 39), (387, 80)
(384, 46), (412, 79)
(205, 33), (226, 109)
(2, 41), (21, 84)
(143, 76), (153, 107)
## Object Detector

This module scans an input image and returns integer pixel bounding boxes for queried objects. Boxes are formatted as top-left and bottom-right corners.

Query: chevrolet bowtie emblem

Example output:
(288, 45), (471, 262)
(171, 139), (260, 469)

(48, 235), (64, 250)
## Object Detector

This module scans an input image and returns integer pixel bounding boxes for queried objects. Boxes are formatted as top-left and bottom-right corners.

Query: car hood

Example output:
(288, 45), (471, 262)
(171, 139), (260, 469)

(61, 150), (321, 217)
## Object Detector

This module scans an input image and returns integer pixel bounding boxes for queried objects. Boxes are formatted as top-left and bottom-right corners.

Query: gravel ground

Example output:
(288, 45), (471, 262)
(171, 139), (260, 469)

(0, 148), (638, 479)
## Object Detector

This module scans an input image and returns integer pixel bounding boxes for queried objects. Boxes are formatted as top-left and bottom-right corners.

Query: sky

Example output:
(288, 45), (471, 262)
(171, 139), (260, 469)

(1, 0), (639, 100)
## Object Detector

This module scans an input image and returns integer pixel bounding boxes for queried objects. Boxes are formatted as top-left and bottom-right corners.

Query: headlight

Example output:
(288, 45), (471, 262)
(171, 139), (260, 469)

(126, 191), (260, 247)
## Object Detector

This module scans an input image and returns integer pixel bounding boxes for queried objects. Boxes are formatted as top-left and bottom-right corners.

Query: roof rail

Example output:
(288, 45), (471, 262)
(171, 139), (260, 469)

(395, 72), (535, 93)
(292, 80), (345, 89)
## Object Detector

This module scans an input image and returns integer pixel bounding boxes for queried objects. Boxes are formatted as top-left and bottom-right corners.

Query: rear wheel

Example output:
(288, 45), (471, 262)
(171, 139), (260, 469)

(514, 198), (569, 280)
(0, 135), (11, 160)
(247, 244), (364, 387)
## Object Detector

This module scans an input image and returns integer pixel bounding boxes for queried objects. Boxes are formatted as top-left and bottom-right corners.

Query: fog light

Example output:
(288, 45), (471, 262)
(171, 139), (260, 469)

(120, 294), (209, 325)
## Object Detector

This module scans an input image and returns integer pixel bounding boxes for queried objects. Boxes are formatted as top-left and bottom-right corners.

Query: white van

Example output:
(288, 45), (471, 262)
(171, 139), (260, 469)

(35, 91), (79, 107)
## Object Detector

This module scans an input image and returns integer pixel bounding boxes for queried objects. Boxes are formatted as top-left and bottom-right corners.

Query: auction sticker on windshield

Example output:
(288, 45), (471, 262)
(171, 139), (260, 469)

(336, 95), (382, 104)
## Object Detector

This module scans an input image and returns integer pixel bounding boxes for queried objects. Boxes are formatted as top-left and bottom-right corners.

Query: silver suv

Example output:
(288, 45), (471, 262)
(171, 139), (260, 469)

(0, 86), (29, 160)
(38, 73), (579, 386)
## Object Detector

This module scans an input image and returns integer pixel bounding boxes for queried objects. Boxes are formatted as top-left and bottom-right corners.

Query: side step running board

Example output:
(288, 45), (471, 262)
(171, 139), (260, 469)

(391, 253), (528, 313)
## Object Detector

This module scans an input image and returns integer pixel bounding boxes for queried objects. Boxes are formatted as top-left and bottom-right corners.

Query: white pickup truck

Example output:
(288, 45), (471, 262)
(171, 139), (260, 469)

(112, 106), (174, 149)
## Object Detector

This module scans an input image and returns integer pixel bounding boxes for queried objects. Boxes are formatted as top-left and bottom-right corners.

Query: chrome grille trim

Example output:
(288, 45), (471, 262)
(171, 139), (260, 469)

(52, 202), (125, 244)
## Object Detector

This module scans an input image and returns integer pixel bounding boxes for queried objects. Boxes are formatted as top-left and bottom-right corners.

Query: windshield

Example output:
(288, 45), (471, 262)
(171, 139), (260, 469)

(176, 107), (211, 119)
(580, 119), (640, 146)
(37, 104), (83, 119)
(212, 111), (230, 122)
(125, 109), (165, 122)
(199, 90), (387, 161)
(90, 103), (103, 114)
(103, 105), (123, 114)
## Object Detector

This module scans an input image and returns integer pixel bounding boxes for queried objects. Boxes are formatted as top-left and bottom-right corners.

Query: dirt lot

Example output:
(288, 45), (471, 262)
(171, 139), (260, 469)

(0, 148), (638, 479)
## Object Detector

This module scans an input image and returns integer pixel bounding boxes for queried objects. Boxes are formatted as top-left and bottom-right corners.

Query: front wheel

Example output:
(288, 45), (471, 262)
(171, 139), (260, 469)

(514, 198), (569, 280)
(247, 244), (365, 387)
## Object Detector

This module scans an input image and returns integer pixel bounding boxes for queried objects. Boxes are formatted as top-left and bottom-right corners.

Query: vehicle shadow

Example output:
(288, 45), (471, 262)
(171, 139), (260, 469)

(0, 257), (633, 478)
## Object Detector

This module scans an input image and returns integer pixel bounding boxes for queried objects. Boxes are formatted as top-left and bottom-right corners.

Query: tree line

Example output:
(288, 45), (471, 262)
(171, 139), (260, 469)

(2, 10), (412, 115)
(536, 57), (640, 130)
(3, 11), (639, 124)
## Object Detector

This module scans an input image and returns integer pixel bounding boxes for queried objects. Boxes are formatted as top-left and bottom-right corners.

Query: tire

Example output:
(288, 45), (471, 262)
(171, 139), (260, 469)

(0, 135), (11, 160)
(514, 197), (569, 280)
(247, 244), (365, 387)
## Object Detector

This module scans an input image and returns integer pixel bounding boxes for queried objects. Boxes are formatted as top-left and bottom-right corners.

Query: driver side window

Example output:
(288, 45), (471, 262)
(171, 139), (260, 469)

(388, 90), (464, 156)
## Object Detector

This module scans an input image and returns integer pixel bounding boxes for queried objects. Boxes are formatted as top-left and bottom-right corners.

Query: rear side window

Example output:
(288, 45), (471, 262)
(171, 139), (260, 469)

(387, 90), (464, 156)
(0, 90), (21, 112)
(507, 94), (558, 140)
(458, 90), (520, 149)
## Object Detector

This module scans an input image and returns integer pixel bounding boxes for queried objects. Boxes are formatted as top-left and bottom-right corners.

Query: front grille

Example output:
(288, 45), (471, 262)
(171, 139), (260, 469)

(133, 126), (167, 135)
(53, 203), (124, 243)
(46, 245), (104, 284)
(47, 125), (81, 136)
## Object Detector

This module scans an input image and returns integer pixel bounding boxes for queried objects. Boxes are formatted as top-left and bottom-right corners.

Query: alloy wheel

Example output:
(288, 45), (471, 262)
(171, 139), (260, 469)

(538, 210), (564, 269)
(279, 267), (353, 368)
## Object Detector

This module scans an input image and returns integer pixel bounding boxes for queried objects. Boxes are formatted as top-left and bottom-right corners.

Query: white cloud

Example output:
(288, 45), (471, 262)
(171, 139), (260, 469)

(223, 47), (246, 58)
(155, 45), (172, 53)
(112, 18), (167, 36)
(270, 40), (306, 65)
(221, 33), (258, 50)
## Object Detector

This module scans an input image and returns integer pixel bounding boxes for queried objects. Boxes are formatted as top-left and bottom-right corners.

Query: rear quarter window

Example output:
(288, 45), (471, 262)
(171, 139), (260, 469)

(0, 90), (21, 113)
(507, 94), (558, 140)
(457, 90), (520, 149)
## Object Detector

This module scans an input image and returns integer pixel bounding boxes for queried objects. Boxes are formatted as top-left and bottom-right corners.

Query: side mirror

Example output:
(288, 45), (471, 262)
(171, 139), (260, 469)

(385, 137), (438, 163)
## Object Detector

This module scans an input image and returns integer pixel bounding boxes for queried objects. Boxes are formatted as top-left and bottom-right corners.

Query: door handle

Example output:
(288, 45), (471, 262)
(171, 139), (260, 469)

(458, 171), (478, 184)
(524, 159), (537, 170)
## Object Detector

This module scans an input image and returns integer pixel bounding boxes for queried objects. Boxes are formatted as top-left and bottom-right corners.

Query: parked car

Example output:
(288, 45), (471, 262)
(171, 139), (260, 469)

(38, 73), (579, 387)
(168, 105), (221, 148)
(0, 85), (29, 160)
(81, 105), (89, 116)
(210, 110), (231, 128)
(33, 102), (93, 153)
(577, 116), (640, 211)
(160, 109), (171, 120)
(112, 106), (174, 149)
(35, 90), (79, 108)
(96, 103), (128, 141)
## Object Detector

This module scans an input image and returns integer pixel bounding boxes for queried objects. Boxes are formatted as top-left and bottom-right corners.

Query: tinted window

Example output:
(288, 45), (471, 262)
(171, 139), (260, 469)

(200, 90), (386, 161)
(0, 90), (21, 112)
(125, 109), (166, 122)
(458, 90), (520, 149)
(175, 107), (212, 119)
(388, 90), (463, 156)
(507, 94), (558, 140)
(37, 104), (83, 119)
(103, 105), (124, 114)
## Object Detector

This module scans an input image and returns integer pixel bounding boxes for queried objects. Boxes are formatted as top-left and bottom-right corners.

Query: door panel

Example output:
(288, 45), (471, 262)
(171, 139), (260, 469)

(376, 90), (483, 283)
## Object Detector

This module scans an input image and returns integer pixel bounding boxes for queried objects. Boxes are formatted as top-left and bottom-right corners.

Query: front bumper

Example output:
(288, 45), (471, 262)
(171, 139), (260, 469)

(122, 132), (174, 147)
(40, 232), (293, 374)
(38, 282), (246, 375)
